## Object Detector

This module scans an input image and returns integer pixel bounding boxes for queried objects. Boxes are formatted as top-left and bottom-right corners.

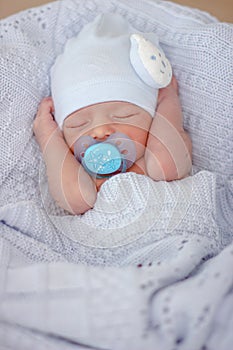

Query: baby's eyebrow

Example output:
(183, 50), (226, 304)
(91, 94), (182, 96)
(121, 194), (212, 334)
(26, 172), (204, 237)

(116, 108), (140, 116)
(68, 110), (88, 120)
(64, 113), (84, 125)
(114, 104), (139, 113)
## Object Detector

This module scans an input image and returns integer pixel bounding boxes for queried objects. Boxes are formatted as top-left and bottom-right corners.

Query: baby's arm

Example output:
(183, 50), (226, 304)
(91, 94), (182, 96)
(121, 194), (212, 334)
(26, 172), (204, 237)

(33, 98), (97, 215)
(145, 76), (192, 181)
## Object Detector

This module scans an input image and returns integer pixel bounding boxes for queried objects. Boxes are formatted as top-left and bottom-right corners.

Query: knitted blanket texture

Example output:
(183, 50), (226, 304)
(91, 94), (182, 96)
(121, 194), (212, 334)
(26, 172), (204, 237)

(0, 0), (233, 349)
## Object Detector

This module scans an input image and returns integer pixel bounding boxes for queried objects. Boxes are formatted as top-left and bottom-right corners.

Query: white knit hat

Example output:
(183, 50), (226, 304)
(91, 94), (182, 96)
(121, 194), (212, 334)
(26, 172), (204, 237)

(50, 13), (172, 127)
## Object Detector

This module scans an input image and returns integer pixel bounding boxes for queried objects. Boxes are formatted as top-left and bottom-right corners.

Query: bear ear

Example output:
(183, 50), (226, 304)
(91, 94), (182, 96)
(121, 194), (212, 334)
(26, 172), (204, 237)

(130, 33), (172, 89)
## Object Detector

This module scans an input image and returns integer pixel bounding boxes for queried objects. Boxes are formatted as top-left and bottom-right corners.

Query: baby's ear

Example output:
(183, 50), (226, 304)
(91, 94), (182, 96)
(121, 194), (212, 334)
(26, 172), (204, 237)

(130, 34), (172, 89)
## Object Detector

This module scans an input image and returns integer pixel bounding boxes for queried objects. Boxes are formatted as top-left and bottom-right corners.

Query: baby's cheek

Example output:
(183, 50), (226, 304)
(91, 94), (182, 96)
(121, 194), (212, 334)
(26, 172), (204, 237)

(136, 125), (150, 143)
(63, 130), (76, 152)
(134, 134), (148, 159)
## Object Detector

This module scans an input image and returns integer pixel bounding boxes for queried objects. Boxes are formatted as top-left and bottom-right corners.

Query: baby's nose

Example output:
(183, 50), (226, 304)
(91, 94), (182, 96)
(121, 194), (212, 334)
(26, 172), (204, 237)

(91, 123), (115, 141)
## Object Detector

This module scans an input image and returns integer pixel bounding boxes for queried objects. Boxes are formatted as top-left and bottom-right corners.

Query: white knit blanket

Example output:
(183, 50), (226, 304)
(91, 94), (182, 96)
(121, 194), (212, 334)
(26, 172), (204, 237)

(0, 0), (233, 349)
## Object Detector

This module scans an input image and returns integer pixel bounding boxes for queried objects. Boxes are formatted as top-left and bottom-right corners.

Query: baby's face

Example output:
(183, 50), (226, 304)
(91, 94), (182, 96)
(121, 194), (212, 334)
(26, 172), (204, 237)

(63, 101), (152, 162)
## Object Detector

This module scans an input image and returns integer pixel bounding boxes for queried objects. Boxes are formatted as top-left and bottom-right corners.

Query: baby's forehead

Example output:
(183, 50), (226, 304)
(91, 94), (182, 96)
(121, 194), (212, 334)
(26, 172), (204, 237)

(65, 101), (141, 120)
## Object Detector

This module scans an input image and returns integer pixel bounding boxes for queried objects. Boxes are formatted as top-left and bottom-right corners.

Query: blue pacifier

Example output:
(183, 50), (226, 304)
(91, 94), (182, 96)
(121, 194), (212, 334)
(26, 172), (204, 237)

(74, 132), (136, 178)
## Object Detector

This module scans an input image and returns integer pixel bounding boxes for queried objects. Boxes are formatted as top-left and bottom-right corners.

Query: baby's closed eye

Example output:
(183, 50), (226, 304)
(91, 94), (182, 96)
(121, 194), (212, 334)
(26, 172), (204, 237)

(113, 113), (139, 120)
(65, 119), (89, 128)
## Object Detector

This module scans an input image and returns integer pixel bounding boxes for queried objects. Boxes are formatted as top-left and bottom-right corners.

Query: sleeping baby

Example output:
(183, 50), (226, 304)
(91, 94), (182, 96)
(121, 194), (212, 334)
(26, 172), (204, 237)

(33, 13), (192, 215)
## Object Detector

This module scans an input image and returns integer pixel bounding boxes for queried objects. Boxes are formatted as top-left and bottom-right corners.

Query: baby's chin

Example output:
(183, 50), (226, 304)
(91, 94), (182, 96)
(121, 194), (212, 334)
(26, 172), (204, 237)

(94, 160), (147, 192)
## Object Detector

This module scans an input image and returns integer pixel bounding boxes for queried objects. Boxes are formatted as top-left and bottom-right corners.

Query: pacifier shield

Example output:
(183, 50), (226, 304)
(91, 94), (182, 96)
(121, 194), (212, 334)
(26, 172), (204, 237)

(107, 132), (136, 168)
(82, 143), (122, 175)
(74, 132), (137, 178)
(74, 135), (96, 163)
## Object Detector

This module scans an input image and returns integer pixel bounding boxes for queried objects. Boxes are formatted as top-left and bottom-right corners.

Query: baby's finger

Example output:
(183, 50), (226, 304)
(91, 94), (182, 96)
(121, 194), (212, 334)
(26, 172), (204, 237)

(38, 97), (55, 114)
(44, 97), (55, 112)
(170, 75), (178, 93)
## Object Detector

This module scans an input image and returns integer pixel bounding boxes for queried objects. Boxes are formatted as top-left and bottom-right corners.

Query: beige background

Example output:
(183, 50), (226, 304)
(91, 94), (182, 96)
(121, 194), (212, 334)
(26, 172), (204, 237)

(0, 0), (232, 22)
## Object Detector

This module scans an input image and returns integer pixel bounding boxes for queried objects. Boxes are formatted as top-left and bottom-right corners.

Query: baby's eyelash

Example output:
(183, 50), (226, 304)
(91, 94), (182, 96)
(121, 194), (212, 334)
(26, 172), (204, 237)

(113, 114), (137, 119)
(68, 121), (88, 128)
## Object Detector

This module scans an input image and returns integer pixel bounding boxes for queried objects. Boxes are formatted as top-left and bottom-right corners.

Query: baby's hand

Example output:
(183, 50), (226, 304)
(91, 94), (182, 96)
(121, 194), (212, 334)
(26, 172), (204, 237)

(33, 97), (63, 152)
(168, 75), (179, 92)
(145, 75), (192, 181)
(158, 75), (178, 100)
